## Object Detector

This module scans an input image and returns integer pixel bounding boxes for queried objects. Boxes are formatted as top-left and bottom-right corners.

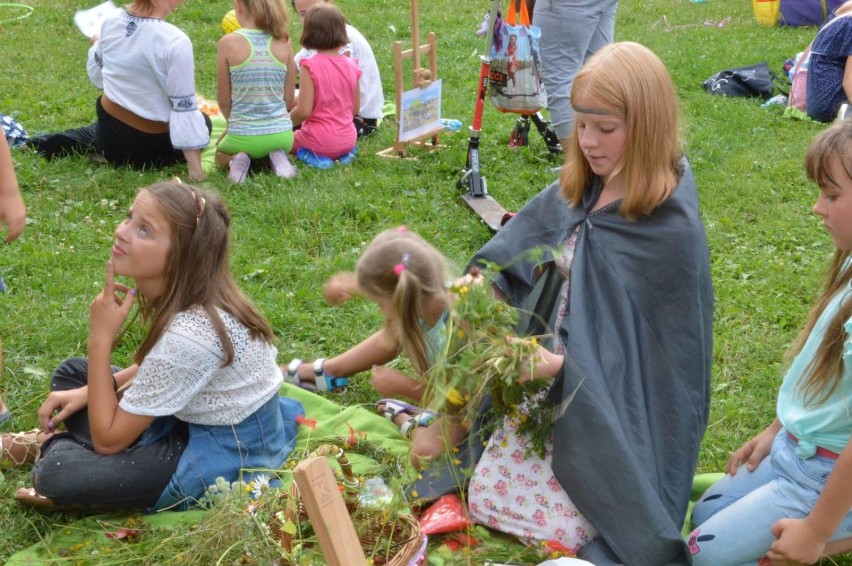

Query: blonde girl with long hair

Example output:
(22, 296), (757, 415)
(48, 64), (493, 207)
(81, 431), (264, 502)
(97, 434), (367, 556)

(216, 0), (298, 183)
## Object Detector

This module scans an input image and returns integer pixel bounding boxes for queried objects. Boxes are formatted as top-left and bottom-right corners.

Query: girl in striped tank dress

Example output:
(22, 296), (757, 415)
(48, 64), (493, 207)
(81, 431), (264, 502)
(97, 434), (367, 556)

(216, 0), (297, 183)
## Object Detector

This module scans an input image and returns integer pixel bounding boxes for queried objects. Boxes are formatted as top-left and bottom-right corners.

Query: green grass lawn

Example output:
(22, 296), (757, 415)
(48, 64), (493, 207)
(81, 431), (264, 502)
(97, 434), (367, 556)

(0, 0), (846, 562)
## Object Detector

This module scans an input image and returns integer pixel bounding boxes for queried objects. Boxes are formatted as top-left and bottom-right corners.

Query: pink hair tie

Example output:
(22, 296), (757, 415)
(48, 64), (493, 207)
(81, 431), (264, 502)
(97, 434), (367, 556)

(395, 225), (408, 233)
(393, 253), (410, 276)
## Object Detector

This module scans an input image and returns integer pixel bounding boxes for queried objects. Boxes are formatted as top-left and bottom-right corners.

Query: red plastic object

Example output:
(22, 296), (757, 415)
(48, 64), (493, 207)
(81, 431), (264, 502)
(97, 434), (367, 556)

(418, 494), (471, 535)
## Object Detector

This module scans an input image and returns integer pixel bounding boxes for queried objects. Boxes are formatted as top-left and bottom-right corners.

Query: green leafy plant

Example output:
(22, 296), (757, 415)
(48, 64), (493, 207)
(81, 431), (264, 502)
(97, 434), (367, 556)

(425, 267), (557, 458)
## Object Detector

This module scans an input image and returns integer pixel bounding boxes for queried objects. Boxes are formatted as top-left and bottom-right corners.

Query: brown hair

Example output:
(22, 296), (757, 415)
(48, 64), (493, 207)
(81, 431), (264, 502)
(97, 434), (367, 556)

(238, 0), (290, 39)
(789, 122), (852, 405)
(560, 42), (682, 220)
(356, 228), (452, 376)
(299, 3), (348, 51)
(133, 181), (275, 367)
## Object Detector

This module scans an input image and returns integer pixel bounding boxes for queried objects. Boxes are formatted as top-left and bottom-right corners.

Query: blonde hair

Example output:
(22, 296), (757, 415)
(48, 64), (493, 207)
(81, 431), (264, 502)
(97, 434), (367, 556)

(560, 41), (682, 219)
(133, 181), (275, 367)
(239, 0), (290, 39)
(789, 122), (852, 405)
(356, 228), (452, 376)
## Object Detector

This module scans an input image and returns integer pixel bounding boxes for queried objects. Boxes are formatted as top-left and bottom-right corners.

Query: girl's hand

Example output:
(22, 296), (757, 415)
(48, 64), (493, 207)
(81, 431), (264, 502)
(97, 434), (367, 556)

(37, 387), (88, 431)
(726, 420), (780, 475)
(89, 261), (136, 346)
(766, 517), (827, 565)
(324, 272), (359, 305)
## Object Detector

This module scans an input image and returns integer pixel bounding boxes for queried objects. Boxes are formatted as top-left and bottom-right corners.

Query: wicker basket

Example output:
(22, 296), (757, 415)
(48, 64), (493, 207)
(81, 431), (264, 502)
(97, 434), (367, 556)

(271, 444), (427, 566)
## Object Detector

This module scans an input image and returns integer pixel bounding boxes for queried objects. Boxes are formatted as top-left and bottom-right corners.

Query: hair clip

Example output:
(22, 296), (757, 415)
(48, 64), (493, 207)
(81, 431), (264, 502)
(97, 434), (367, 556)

(194, 194), (206, 220)
(395, 225), (408, 233)
(393, 252), (410, 276)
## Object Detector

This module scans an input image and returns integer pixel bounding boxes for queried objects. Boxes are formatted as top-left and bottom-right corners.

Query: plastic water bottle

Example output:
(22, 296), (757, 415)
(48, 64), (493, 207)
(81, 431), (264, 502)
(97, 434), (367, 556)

(441, 119), (463, 132)
(761, 94), (788, 108)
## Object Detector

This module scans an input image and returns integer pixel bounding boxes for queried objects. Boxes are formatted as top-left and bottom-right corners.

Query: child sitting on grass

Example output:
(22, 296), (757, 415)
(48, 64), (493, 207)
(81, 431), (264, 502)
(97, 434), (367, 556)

(283, 227), (563, 469)
(288, 3), (361, 167)
(216, 0), (297, 184)
(291, 0), (384, 138)
(689, 119), (852, 566)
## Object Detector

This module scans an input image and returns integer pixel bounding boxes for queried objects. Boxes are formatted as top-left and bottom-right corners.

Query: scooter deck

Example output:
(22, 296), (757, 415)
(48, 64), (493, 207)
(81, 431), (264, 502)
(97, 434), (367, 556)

(462, 193), (508, 233)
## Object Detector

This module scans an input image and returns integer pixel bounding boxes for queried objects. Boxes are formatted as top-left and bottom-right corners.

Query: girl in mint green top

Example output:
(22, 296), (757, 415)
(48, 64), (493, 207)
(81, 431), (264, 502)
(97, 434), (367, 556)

(690, 120), (852, 566)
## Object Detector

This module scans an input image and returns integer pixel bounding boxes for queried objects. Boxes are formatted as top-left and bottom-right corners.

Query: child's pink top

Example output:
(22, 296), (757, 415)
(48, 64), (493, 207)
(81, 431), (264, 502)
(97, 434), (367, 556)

(292, 53), (362, 159)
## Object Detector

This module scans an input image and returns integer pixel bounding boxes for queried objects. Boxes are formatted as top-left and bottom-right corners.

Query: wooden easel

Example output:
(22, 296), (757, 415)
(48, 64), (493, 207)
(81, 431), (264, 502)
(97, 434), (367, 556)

(378, 0), (443, 158)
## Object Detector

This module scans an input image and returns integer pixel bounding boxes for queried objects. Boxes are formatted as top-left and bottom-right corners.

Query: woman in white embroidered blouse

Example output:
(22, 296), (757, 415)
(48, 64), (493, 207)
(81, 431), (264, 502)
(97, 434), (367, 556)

(29, 0), (210, 182)
(1, 180), (302, 511)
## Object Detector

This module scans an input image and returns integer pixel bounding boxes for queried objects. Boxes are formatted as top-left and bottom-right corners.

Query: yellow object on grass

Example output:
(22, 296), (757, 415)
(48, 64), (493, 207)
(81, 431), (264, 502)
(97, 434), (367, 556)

(753, 0), (780, 26)
(221, 9), (241, 34)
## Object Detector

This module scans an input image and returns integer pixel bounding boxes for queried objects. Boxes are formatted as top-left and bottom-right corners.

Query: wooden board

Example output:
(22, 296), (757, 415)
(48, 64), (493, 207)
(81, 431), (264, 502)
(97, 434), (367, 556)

(294, 457), (367, 566)
(462, 193), (509, 232)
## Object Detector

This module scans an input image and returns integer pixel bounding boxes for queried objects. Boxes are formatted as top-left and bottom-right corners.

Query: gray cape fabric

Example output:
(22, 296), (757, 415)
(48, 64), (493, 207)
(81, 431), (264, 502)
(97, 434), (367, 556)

(471, 159), (713, 565)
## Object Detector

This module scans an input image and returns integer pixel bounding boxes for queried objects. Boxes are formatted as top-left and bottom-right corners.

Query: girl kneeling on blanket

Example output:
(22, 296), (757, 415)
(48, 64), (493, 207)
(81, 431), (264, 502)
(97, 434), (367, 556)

(690, 120), (852, 565)
(0, 180), (302, 511)
(284, 227), (563, 468)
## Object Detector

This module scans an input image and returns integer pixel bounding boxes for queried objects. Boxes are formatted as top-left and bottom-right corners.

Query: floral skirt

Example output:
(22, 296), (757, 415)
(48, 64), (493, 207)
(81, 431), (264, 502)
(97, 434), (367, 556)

(468, 414), (597, 554)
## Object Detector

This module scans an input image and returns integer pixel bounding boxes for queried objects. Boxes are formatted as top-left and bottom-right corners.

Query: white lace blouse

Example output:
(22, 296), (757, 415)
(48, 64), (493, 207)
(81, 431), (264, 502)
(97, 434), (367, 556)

(86, 10), (209, 150)
(120, 307), (283, 425)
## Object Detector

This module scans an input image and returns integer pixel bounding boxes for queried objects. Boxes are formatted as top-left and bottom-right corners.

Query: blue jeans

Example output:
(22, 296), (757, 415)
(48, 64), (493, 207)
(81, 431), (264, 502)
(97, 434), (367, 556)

(532, 0), (618, 141)
(152, 394), (303, 511)
(689, 429), (852, 566)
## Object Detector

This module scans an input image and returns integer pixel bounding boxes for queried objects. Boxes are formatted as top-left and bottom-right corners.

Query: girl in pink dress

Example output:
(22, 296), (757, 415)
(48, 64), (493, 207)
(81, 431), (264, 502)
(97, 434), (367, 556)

(289, 4), (361, 163)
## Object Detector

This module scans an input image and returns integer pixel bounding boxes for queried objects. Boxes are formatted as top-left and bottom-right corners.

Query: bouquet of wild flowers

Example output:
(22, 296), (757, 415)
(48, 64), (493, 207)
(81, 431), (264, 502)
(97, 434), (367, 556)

(425, 268), (558, 458)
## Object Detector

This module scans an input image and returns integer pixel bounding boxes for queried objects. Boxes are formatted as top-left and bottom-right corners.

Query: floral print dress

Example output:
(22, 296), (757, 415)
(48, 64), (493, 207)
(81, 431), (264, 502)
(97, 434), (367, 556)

(468, 228), (597, 553)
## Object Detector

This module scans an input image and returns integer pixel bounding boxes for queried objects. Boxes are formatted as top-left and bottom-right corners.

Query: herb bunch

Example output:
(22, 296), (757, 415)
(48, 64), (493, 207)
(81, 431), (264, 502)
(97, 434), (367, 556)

(425, 268), (558, 458)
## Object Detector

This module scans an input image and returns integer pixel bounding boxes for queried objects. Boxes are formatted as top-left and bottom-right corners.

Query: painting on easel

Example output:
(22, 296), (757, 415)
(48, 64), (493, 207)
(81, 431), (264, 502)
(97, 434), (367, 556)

(399, 79), (442, 143)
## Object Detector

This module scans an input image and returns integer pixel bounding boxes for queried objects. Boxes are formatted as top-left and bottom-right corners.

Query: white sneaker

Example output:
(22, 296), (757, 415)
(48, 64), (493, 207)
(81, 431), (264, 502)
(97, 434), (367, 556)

(229, 152), (251, 184)
(269, 149), (297, 179)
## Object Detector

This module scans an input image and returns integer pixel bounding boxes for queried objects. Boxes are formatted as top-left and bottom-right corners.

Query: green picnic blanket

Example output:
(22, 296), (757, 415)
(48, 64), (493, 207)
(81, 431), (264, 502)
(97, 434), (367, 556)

(7, 385), (412, 564)
(7, 385), (722, 564)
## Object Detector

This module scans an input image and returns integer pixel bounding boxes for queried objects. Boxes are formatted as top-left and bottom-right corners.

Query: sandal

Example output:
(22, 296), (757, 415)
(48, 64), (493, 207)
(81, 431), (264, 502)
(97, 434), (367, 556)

(1, 429), (41, 467)
(14, 487), (58, 510)
(377, 399), (439, 438)
(285, 358), (348, 393)
(399, 412), (438, 438)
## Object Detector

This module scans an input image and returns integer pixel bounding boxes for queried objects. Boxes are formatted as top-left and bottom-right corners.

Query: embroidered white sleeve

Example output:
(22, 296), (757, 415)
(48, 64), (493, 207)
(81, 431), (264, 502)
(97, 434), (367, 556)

(87, 41), (104, 89)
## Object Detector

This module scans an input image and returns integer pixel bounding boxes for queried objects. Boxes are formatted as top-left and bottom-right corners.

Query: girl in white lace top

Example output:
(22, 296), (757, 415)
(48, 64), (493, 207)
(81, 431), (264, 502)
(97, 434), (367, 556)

(6, 180), (302, 511)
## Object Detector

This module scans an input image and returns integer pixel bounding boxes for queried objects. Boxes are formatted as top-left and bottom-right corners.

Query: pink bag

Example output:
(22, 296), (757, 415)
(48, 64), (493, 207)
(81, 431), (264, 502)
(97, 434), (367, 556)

(788, 45), (811, 112)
